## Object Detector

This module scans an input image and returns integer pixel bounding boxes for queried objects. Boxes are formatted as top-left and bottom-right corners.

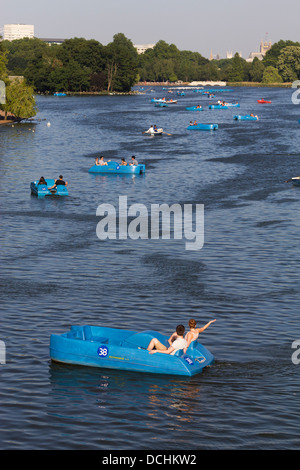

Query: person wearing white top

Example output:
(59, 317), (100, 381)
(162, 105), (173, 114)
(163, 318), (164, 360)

(147, 325), (187, 355)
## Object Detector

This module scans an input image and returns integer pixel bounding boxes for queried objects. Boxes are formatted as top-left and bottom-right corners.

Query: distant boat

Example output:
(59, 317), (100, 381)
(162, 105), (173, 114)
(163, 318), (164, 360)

(54, 92), (66, 96)
(186, 106), (203, 111)
(234, 114), (258, 121)
(30, 179), (68, 197)
(209, 104), (228, 109)
(257, 99), (272, 103)
(155, 102), (168, 107)
(187, 123), (218, 130)
(88, 161), (145, 174)
(143, 127), (164, 135)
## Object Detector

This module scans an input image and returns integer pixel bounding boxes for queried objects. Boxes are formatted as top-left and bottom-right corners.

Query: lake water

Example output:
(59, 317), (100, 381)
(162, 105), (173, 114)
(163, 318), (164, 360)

(0, 86), (299, 450)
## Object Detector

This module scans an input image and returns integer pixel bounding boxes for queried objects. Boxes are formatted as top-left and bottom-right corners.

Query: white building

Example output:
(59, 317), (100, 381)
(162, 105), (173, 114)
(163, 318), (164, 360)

(134, 44), (155, 54)
(246, 40), (272, 62)
(3, 24), (34, 41)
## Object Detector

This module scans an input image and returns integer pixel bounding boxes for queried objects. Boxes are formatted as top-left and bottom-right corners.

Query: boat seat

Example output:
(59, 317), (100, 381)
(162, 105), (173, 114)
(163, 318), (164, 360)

(90, 336), (108, 344)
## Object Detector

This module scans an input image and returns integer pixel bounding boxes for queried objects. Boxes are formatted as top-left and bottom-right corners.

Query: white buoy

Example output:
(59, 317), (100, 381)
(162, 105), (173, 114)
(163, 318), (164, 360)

(47, 122), (51, 127)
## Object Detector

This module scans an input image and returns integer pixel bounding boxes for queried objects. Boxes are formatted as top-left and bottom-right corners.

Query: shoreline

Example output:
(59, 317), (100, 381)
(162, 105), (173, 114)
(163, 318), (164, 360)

(137, 81), (292, 88)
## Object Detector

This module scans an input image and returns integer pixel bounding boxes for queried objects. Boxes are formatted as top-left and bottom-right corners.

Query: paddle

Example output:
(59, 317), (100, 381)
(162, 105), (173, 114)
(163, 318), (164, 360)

(163, 131), (172, 136)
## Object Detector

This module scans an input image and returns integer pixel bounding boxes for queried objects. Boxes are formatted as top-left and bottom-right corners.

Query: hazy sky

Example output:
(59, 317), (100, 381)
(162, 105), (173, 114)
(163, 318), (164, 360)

(2, 0), (300, 59)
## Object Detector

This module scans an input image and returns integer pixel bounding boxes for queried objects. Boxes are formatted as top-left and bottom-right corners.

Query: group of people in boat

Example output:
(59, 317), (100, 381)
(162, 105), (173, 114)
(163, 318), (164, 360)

(38, 175), (68, 189)
(95, 155), (138, 166)
(145, 318), (216, 356)
(144, 124), (161, 135)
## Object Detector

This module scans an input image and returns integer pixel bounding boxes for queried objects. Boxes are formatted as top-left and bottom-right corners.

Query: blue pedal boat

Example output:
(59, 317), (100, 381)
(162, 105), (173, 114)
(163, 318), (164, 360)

(187, 123), (218, 130)
(30, 179), (69, 197)
(234, 114), (258, 121)
(186, 106), (203, 111)
(88, 161), (146, 175)
(209, 104), (228, 109)
(155, 102), (168, 107)
(223, 102), (240, 107)
(50, 325), (214, 377)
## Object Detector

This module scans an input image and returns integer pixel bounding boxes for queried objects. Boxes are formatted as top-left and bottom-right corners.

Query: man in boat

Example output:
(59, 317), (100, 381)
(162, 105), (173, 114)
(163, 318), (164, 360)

(48, 175), (68, 190)
(97, 156), (108, 166)
(145, 125), (155, 135)
(130, 156), (138, 166)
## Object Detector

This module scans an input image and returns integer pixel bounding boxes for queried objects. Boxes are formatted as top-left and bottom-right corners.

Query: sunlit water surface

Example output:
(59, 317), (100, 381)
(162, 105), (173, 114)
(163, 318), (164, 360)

(0, 87), (299, 449)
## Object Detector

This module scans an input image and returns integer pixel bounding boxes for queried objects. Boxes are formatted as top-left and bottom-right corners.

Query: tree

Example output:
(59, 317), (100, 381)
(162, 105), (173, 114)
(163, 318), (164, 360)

(0, 38), (8, 81)
(277, 46), (300, 82)
(105, 33), (138, 92)
(3, 79), (37, 120)
(262, 66), (283, 84)
(249, 57), (265, 82)
(263, 40), (300, 68)
(228, 53), (244, 81)
(48, 60), (91, 92)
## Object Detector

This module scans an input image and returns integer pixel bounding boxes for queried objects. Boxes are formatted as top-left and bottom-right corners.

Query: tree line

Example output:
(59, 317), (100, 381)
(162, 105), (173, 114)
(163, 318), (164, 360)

(2, 34), (300, 98)
(215, 40), (300, 84)
(2, 33), (139, 93)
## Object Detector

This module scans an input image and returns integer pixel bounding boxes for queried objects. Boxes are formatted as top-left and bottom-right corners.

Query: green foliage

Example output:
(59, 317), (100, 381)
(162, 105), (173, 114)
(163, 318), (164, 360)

(263, 40), (300, 68)
(0, 37), (8, 81)
(105, 33), (138, 92)
(227, 53), (244, 81)
(249, 57), (265, 82)
(4, 79), (37, 119)
(138, 43), (209, 82)
(277, 46), (300, 81)
(262, 66), (283, 84)
(3, 35), (300, 90)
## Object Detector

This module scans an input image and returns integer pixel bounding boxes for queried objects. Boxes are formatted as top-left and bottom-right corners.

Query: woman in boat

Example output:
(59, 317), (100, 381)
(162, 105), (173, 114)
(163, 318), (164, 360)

(183, 318), (216, 354)
(120, 158), (127, 166)
(38, 176), (47, 185)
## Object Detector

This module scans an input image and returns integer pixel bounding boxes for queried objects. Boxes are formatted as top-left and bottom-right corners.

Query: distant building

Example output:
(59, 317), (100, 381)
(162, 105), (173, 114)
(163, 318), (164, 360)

(134, 44), (155, 54)
(39, 38), (65, 46)
(227, 51), (242, 59)
(4, 24), (34, 41)
(247, 40), (272, 62)
(209, 50), (220, 60)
